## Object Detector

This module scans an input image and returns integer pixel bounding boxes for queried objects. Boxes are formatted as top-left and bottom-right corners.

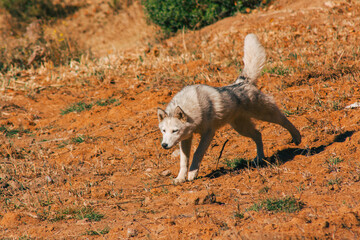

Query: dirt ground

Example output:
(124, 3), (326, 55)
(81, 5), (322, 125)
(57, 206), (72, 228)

(1, 0), (360, 239)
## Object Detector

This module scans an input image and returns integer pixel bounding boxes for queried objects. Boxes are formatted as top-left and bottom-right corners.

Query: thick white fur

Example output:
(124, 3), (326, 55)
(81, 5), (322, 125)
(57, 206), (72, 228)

(237, 33), (266, 84)
(157, 34), (301, 184)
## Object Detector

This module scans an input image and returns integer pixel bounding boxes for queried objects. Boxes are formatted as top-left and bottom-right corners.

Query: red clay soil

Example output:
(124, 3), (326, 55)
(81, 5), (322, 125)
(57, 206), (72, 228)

(1, 0), (360, 239)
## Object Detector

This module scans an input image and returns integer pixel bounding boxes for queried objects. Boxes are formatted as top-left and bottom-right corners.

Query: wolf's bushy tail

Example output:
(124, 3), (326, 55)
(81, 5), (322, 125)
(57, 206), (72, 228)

(236, 34), (266, 84)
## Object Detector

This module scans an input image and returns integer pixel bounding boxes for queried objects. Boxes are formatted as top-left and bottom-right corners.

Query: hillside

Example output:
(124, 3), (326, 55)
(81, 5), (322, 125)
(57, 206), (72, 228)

(0, 0), (360, 238)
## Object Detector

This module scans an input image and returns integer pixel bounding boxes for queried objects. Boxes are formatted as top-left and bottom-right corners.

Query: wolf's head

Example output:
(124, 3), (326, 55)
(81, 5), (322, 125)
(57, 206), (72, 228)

(157, 106), (192, 149)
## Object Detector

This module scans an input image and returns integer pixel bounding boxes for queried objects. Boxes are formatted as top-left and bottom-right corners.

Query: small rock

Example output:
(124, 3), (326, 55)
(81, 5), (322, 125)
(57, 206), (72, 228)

(195, 193), (217, 205)
(156, 225), (165, 234)
(323, 221), (330, 228)
(144, 197), (151, 206)
(127, 228), (138, 238)
(176, 190), (217, 205)
(161, 170), (171, 176)
(145, 168), (152, 172)
(76, 218), (89, 225)
(0, 174), (8, 180)
(45, 176), (54, 184)
(324, 1), (335, 8)
(345, 102), (360, 109)
(7, 180), (21, 190)
(25, 212), (39, 219)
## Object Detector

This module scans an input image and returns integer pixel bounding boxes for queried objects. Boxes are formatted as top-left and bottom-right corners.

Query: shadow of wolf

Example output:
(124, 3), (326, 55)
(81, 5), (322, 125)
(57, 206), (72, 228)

(206, 130), (355, 179)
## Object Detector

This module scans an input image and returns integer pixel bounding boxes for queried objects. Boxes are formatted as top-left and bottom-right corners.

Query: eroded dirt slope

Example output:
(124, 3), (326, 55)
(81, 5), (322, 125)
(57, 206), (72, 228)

(1, 0), (360, 239)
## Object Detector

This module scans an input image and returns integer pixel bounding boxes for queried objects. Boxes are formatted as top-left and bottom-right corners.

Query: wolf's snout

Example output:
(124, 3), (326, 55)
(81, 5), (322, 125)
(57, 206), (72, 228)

(161, 143), (169, 149)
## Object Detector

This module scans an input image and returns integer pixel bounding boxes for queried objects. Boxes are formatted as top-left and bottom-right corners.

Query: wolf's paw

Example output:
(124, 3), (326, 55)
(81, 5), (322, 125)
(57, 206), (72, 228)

(173, 177), (186, 185)
(187, 170), (198, 181)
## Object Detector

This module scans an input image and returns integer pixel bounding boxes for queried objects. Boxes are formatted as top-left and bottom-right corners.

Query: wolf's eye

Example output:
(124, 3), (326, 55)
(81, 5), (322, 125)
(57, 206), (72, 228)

(172, 129), (179, 133)
(162, 129), (166, 133)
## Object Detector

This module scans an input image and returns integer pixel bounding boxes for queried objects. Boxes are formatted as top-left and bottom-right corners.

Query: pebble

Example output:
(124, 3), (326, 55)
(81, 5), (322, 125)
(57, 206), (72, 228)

(345, 102), (360, 109)
(45, 176), (54, 184)
(127, 228), (138, 238)
(161, 170), (171, 176)
(324, 1), (335, 8)
(7, 180), (21, 190)
(0, 174), (8, 180)
(76, 218), (89, 225)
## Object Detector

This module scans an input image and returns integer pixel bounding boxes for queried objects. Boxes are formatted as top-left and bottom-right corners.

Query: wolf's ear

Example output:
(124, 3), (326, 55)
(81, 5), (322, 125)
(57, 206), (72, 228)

(157, 108), (168, 122)
(174, 106), (187, 123)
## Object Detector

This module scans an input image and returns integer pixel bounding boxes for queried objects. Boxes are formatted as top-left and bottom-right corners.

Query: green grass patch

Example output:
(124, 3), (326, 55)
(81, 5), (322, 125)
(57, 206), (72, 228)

(0, 125), (30, 137)
(61, 102), (93, 115)
(51, 206), (104, 222)
(38, 196), (53, 207)
(224, 158), (249, 170)
(325, 156), (343, 172)
(282, 106), (305, 117)
(71, 135), (85, 144)
(233, 199), (244, 220)
(79, 208), (104, 221)
(247, 196), (304, 213)
(61, 98), (118, 115)
(234, 212), (244, 220)
(57, 141), (68, 149)
(57, 135), (90, 148)
(86, 227), (110, 236)
(18, 235), (35, 240)
(263, 65), (291, 76)
(95, 98), (117, 107)
(326, 156), (343, 166)
(327, 177), (342, 186)
(331, 100), (342, 111)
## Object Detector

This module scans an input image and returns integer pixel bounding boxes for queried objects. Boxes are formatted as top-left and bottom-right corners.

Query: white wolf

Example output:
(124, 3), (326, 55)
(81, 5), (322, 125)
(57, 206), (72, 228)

(157, 34), (301, 184)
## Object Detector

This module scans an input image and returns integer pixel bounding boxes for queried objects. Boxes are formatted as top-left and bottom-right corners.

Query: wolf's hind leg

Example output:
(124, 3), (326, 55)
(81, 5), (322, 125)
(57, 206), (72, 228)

(174, 137), (192, 184)
(188, 130), (215, 181)
(231, 117), (265, 164)
(251, 99), (301, 145)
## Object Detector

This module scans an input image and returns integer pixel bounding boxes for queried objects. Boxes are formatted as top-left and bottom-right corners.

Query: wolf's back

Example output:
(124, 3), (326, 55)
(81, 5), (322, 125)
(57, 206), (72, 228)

(237, 34), (266, 84)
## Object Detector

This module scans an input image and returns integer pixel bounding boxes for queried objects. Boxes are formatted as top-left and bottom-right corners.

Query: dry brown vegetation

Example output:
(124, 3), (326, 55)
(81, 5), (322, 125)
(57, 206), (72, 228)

(0, 0), (360, 239)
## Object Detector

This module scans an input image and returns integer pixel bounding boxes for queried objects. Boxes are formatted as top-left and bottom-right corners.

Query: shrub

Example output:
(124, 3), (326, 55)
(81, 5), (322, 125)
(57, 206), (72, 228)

(142, 0), (265, 34)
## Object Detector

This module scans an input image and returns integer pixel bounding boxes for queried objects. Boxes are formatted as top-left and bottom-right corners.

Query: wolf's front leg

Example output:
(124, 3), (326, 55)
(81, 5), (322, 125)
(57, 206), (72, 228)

(173, 137), (192, 184)
(188, 130), (215, 181)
